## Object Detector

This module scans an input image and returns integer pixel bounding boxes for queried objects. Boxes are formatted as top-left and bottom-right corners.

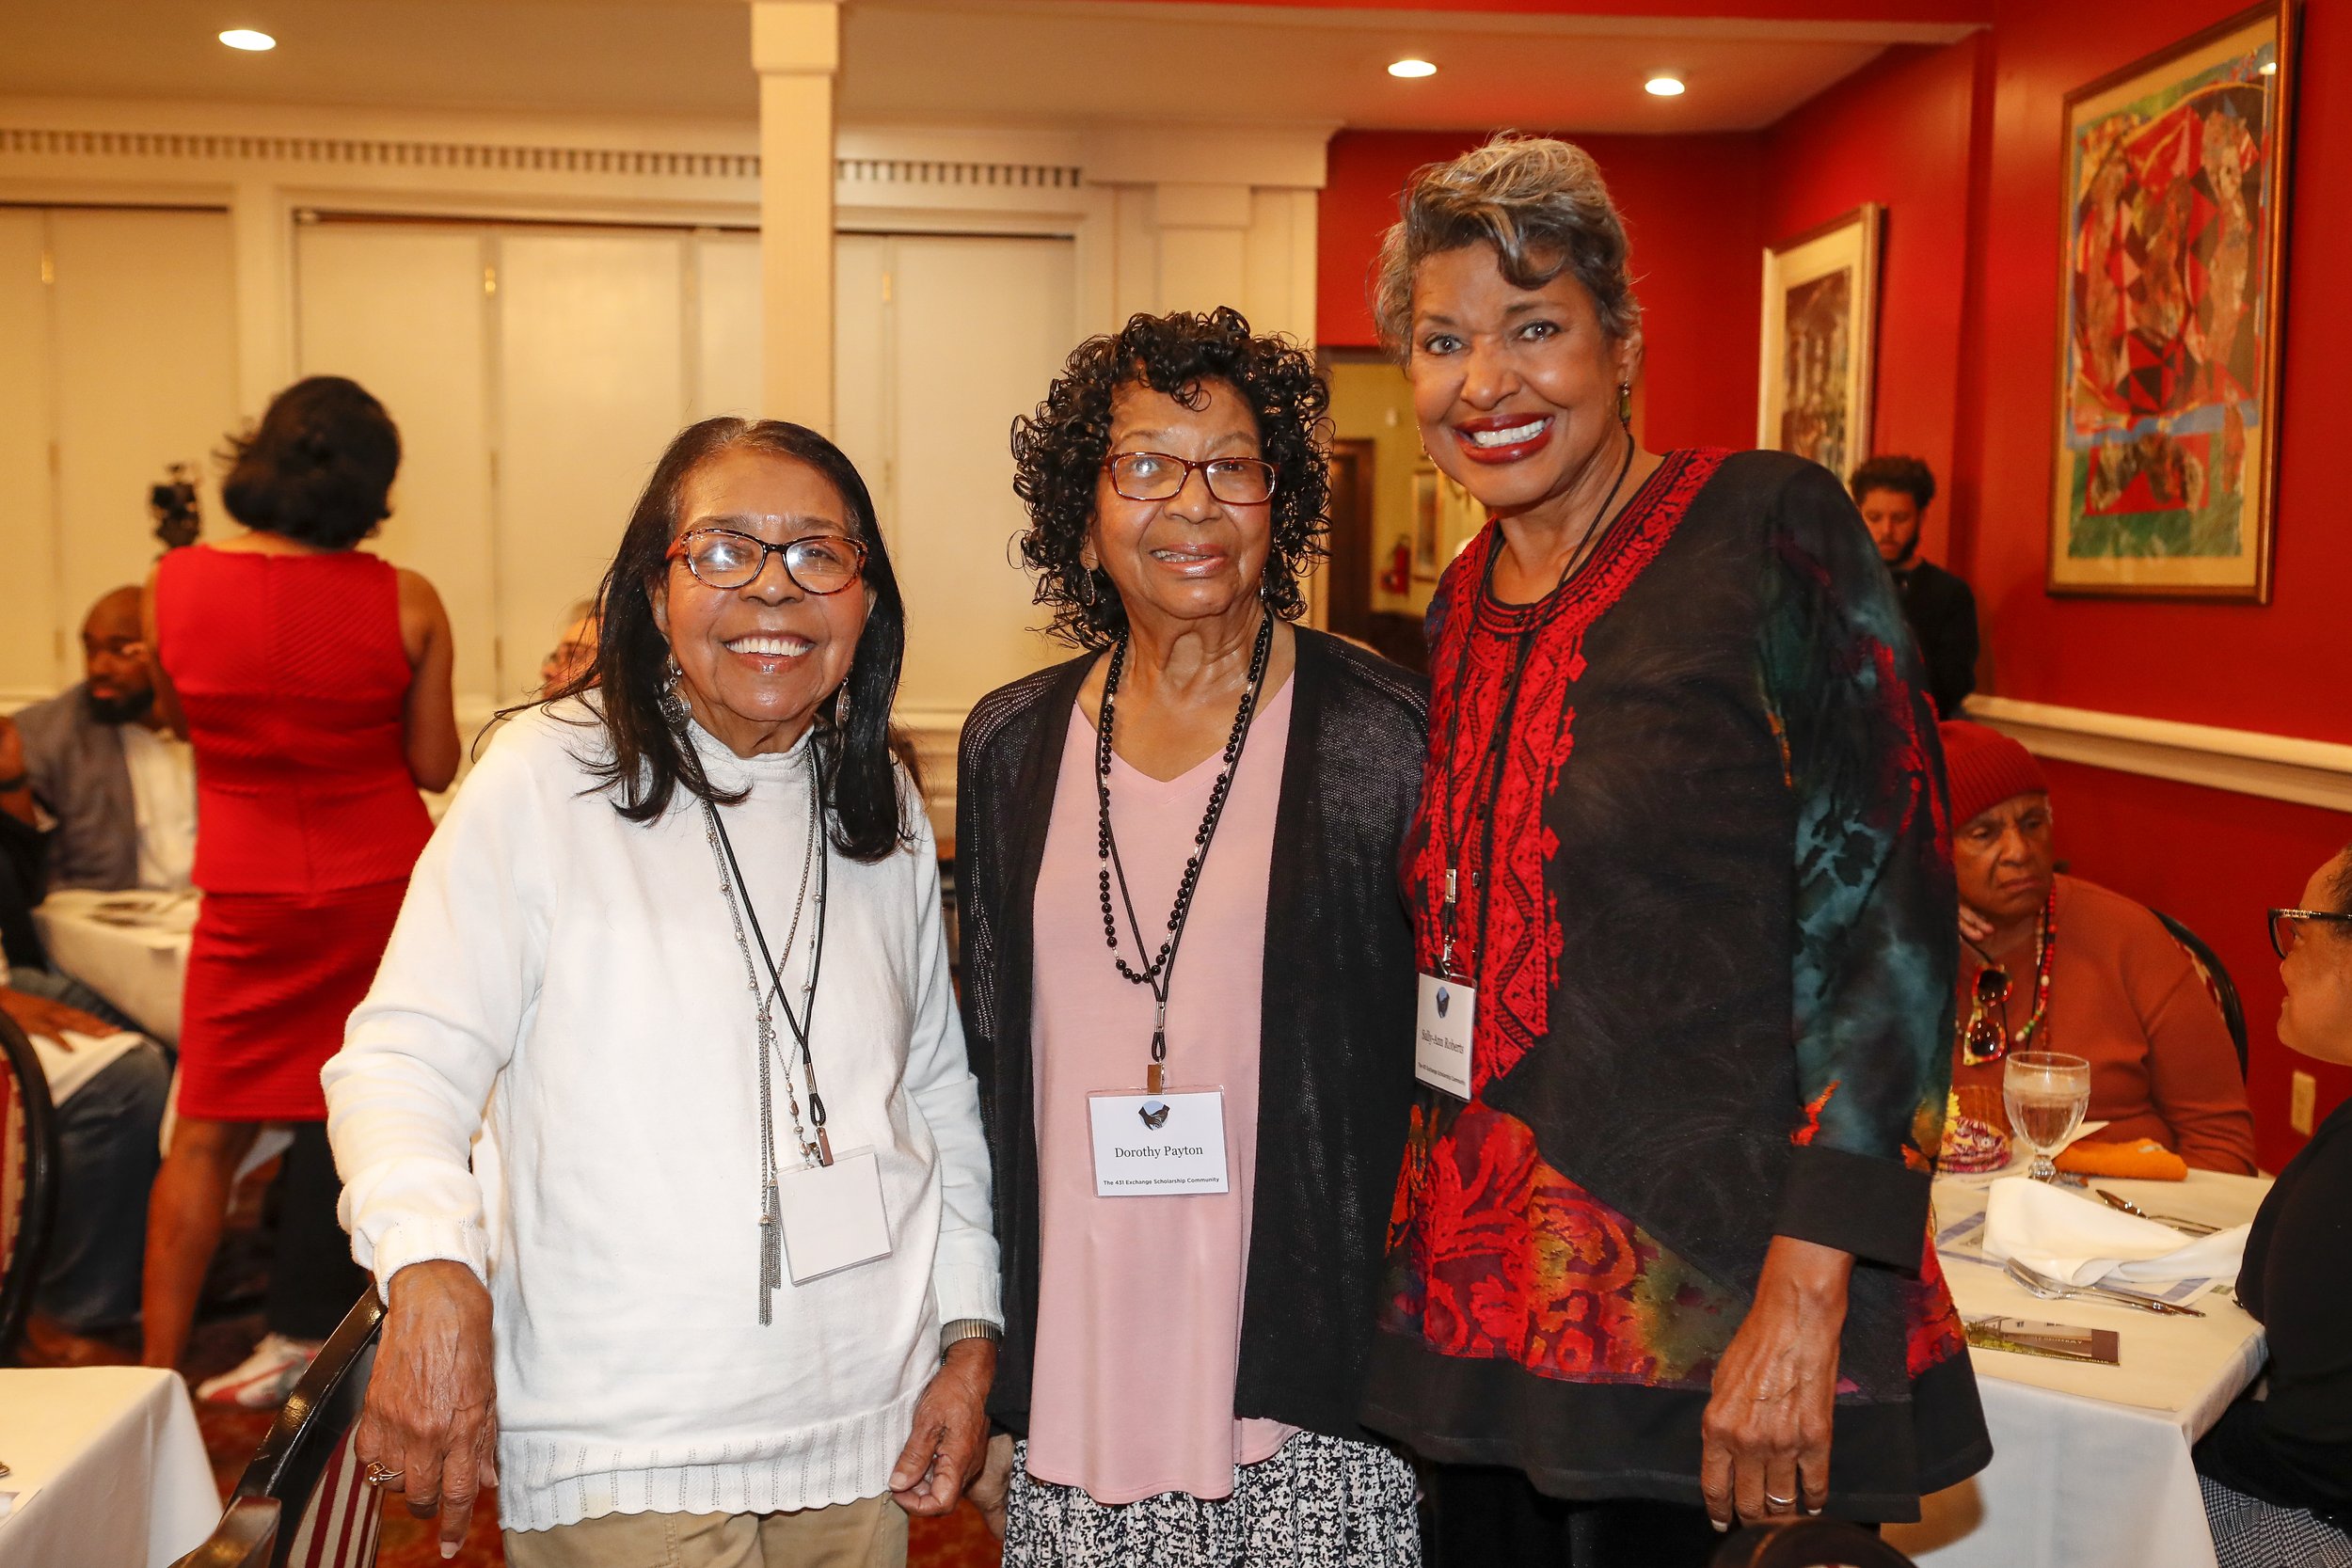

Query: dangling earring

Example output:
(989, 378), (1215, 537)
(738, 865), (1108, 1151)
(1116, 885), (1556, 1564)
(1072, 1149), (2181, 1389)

(1616, 381), (1633, 429)
(658, 657), (689, 726)
(1073, 564), (1099, 608)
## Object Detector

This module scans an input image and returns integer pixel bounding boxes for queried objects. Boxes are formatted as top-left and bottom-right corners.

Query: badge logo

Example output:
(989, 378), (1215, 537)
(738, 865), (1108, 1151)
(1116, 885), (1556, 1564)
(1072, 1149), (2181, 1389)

(1138, 1100), (1171, 1130)
(1435, 986), (1451, 1019)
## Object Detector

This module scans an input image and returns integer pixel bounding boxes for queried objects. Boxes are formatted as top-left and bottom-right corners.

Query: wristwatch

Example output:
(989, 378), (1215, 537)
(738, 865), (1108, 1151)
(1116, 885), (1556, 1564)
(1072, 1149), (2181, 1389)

(941, 1318), (1002, 1354)
(0, 773), (26, 794)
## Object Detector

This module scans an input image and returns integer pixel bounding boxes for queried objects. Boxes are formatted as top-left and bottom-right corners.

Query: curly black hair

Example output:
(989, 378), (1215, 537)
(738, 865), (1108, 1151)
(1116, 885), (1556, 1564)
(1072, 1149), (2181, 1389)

(219, 375), (401, 549)
(1009, 308), (1330, 649)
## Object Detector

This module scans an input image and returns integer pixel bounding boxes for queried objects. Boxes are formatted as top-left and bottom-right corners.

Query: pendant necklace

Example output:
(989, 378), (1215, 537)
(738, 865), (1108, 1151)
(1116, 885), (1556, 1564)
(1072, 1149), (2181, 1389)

(1096, 610), (1275, 1095)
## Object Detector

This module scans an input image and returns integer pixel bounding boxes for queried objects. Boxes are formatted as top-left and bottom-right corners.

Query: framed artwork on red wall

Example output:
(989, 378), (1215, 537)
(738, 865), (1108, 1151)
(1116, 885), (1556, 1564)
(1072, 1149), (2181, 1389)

(2051, 0), (2296, 601)
(1757, 203), (1882, 489)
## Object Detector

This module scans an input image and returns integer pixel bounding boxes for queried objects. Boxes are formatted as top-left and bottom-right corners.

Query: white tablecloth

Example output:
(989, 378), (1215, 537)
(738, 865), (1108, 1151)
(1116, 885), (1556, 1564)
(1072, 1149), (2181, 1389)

(0, 1367), (219, 1568)
(1887, 1170), (2271, 1568)
(31, 889), (198, 1046)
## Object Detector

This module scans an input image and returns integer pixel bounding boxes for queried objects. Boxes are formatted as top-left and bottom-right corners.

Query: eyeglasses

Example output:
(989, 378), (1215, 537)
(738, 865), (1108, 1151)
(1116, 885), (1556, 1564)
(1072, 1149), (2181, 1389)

(666, 528), (866, 595)
(1962, 965), (2012, 1066)
(2268, 907), (2352, 959)
(1104, 451), (1278, 505)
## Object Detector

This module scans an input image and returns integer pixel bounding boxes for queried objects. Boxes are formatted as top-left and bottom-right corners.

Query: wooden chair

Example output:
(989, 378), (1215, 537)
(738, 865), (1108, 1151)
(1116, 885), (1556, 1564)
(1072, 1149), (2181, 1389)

(0, 1009), (60, 1364)
(171, 1291), (388, 1568)
(2157, 911), (2249, 1079)
(1712, 1518), (1920, 1568)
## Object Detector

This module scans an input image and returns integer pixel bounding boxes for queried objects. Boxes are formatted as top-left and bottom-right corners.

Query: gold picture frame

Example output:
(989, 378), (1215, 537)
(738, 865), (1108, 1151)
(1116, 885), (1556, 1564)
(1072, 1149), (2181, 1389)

(1757, 204), (1881, 486)
(2048, 0), (2296, 601)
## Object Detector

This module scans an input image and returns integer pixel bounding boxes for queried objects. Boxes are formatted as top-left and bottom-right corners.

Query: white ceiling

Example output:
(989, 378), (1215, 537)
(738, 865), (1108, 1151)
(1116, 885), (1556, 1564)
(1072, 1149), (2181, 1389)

(0, 0), (1973, 134)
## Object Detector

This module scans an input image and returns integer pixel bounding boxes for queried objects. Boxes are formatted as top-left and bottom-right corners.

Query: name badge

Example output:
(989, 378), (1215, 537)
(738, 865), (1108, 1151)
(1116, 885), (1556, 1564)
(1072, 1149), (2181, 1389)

(1415, 972), (1474, 1100)
(1087, 1087), (1230, 1197)
(776, 1146), (894, 1284)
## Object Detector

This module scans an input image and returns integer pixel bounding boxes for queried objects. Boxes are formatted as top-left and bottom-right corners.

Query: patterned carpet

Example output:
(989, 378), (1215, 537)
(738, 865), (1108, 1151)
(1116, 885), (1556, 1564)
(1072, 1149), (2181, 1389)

(186, 1311), (1001, 1568)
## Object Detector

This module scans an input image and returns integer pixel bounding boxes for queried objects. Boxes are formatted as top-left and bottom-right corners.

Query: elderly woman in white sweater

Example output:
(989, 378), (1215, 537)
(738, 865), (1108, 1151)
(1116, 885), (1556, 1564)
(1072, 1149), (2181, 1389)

(323, 419), (999, 1568)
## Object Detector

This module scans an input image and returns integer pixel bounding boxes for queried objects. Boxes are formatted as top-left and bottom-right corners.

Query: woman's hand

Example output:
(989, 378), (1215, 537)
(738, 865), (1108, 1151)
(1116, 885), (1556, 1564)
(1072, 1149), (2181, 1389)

(969, 1433), (1015, 1540)
(355, 1260), (499, 1559)
(1959, 901), (1994, 946)
(888, 1338), (995, 1517)
(1699, 1235), (1853, 1530)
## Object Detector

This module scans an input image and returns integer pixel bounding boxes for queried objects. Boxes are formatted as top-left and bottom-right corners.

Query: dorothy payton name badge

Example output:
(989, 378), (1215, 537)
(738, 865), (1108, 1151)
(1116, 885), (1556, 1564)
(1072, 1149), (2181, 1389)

(1087, 1088), (1230, 1197)
(1415, 972), (1474, 1100)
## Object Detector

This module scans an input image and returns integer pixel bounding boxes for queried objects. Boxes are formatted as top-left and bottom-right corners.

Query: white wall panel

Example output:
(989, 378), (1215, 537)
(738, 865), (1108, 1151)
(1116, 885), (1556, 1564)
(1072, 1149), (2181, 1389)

(882, 232), (1073, 718)
(693, 231), (763, 422)
(295, 224), (499, 705)
(47, 209), (238, 642)
(0, 213), (59, 694)
(495, 231), (689, 702)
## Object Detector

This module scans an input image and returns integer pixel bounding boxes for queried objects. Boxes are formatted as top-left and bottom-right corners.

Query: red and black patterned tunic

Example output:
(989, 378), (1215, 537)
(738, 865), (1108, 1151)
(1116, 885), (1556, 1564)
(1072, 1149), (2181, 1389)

(1361, 448), (1990, 1520)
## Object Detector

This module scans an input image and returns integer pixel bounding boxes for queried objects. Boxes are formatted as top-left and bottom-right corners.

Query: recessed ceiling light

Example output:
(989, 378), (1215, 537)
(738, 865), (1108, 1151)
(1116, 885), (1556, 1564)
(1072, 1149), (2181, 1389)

(218, 28), (276, 52)
(1645, 73), (1686, 97)
(1389, 58), (1438, 79)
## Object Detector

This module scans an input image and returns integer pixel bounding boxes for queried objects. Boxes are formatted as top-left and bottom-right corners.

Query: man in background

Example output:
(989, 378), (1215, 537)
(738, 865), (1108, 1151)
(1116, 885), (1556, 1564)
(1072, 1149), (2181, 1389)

(1, 586), (196, 892)
(1850, 455), (1980, 718)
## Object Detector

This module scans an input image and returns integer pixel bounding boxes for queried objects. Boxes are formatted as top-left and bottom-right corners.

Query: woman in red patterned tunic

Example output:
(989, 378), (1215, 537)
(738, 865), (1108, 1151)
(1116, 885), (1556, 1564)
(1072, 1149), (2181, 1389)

(1358, 137), (1989, 1566)
(139, 377), (458, 1396)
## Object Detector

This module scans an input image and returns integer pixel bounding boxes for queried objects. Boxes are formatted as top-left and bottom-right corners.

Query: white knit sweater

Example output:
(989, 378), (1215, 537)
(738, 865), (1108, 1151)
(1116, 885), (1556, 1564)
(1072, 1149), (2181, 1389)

(322, 703), (999, 1531)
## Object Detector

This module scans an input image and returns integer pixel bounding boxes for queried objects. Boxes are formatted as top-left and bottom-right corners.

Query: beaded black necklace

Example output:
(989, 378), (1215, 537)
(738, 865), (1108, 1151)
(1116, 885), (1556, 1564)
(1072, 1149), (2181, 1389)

(1095, 610), (1276, 1094)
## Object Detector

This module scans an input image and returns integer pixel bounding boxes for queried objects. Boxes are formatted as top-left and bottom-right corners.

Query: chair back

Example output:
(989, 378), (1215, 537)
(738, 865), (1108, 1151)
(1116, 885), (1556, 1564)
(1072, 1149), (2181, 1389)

(2157, 911), (2249, 1079)
(0, 1010), (60, 1362)
(171, 1291), (387, 1568)
(1712, 1518), (1920, 1568)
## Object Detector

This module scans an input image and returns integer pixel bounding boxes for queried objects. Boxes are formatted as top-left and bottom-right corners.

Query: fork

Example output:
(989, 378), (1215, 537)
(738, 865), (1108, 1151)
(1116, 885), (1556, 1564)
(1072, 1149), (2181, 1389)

(2093, 1188), (2220, 1235)
(2003, 1256), (2205, 1316)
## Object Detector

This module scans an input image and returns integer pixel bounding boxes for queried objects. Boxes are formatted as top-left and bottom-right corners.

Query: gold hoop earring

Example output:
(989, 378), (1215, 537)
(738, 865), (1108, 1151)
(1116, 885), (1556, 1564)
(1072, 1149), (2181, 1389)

(1616, 381), (1633, 428)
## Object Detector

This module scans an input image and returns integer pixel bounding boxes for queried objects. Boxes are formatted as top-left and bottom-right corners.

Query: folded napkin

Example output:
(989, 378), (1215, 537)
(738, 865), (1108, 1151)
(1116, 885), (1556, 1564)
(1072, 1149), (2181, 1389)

(1983, 1175), (2249, 1287)
(2055, 1136), (2190, 1181)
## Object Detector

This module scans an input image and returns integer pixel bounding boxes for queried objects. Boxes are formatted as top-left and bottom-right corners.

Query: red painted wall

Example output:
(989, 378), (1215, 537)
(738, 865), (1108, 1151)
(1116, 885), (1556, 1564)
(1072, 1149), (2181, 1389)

(1319, 128), (1766, 453)
(1953, 0), (2352, 1167)
(1762, 39), (1981, 565)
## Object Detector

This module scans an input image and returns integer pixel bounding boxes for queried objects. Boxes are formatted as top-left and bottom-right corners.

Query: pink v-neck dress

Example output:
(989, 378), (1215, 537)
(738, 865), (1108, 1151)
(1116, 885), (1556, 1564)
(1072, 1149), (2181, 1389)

(1024, 676), (1299, 1504)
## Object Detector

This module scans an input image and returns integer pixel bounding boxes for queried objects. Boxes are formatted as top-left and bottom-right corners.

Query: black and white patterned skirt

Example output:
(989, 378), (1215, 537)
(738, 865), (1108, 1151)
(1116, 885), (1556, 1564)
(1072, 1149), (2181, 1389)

(1003, 1432), (1422, 1568)
(2202, 1474), (2352, 1568)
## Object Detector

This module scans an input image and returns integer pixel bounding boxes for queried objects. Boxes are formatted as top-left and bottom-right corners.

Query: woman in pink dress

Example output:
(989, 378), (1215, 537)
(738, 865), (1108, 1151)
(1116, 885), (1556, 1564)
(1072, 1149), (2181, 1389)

(140, 376), (458, 1400)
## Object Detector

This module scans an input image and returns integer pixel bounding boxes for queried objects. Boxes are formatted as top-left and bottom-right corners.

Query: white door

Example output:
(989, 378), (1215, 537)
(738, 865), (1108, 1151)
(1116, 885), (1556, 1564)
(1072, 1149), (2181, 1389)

(494, 230), (691, 704)
(295, 223), (499, 706)
(834, 231), (1077, 725)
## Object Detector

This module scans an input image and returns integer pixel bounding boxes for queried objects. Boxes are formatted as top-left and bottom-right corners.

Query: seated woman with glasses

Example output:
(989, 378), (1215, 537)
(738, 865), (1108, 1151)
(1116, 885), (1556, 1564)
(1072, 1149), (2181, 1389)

(957, 308), (1428, 1566)
(2193, 845), (2352, 1567)
(324, 419), (1000, 1566)
(1938, 720), (2256, 1174)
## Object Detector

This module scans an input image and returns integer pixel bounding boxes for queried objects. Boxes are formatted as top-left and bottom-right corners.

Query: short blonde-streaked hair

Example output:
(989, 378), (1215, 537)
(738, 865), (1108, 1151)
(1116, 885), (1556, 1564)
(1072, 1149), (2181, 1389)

(1373, 134), (1641, 360)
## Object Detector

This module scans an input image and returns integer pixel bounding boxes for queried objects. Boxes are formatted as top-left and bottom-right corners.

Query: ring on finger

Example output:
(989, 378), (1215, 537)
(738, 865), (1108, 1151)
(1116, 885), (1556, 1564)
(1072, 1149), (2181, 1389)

(1763, 1492), (1797, 1510)
(362, 1462), (405, 1487)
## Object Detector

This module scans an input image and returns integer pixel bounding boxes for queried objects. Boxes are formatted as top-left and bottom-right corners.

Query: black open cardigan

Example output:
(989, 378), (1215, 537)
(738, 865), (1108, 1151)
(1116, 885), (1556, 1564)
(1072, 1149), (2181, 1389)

(955, 627), (1429, 1440)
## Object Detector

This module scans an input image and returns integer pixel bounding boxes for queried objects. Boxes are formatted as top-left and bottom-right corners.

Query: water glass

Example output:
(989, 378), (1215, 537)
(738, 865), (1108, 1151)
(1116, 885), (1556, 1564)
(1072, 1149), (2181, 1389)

(2003, 1051), (2092, 1181)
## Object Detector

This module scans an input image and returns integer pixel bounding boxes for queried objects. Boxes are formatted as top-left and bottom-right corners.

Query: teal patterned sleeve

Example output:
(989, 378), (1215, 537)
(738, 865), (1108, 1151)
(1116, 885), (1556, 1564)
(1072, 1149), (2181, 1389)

(1757, 462), (1958, 1270)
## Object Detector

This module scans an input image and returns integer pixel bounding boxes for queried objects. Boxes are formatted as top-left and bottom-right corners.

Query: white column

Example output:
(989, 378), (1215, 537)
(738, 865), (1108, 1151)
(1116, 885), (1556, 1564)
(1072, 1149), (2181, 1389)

(751, 0), (840, 433)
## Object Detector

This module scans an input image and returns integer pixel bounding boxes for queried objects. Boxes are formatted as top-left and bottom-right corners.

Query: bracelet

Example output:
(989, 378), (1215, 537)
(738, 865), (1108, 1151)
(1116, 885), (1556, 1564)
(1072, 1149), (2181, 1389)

(941, 1318), (1002, 1354)
(0, 773), (25, 794)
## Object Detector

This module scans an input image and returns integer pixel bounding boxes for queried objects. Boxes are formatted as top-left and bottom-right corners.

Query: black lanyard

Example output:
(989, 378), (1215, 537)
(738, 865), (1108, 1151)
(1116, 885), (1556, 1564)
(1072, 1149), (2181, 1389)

(1432, 432), (1635, 975)
(709, 796), (831, 1149)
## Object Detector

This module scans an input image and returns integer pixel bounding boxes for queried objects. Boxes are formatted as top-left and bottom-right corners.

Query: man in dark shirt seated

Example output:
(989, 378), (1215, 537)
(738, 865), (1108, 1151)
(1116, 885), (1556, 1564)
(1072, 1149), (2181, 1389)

(1850, 455), (1980, 718)
(2194, 842), (2352, 1564)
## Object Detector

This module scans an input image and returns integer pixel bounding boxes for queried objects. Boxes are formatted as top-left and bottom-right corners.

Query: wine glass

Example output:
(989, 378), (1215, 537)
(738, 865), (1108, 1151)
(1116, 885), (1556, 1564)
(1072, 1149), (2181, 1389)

(2003, 1051), (2091, 1182)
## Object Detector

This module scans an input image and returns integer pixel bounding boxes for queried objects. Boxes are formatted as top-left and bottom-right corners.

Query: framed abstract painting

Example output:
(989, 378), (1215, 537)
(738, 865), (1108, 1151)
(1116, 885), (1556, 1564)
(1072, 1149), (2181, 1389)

(1757, 204), (1881, 487)
(2050, 1), (2296, 600)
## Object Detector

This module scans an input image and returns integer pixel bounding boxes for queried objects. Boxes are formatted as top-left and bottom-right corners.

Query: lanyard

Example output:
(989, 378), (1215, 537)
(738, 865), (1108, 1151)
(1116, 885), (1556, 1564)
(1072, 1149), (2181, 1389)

(1432, 431), (1635, 976)
(1096, 610), (1275, 1094)
(709, 794), (832, 1157)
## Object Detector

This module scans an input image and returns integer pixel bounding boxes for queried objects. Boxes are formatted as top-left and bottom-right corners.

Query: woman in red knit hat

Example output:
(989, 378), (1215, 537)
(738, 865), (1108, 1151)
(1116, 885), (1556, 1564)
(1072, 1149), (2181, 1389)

(1937, 720), (2255, 1173)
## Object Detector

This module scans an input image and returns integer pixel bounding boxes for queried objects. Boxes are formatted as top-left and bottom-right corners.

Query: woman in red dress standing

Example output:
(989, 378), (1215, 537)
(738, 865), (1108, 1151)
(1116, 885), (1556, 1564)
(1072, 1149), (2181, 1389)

(139, 375), (459, 1399)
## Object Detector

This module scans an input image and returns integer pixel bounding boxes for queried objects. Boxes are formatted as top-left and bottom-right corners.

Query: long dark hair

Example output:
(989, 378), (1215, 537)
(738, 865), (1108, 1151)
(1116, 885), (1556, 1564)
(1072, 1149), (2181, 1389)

(553, 418), (910, 863)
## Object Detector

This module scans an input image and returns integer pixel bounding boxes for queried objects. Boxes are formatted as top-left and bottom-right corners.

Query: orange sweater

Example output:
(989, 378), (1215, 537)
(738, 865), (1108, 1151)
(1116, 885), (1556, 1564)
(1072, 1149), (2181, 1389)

(1952, 874), (2257, 1175)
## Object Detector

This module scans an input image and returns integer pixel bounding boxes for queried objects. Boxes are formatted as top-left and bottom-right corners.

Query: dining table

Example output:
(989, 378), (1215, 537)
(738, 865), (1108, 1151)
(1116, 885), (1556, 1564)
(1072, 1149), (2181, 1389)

(1885, 1167), (2272, 1568)
(0, 1366), (219, 1568)
(30, 886), (199, 1046)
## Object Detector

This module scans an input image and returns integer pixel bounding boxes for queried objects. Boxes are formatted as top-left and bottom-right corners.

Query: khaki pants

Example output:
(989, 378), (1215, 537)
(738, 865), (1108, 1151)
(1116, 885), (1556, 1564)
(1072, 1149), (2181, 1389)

(503, 1495), (907, 1568)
